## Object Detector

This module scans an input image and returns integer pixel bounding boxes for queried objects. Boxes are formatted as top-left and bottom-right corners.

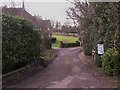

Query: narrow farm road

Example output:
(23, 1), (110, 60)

(5, 47), (114, 88)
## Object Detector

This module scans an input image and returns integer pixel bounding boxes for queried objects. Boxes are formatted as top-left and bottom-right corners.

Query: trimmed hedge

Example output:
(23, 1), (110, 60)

(60, 41), (80, 48)
(102, 48), (120, 76)
(2, 14), (41, 74)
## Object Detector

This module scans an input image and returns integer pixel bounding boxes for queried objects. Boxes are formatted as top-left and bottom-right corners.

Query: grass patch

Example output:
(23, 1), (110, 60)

(52, 34), (79, 48)
(41, 49), (56, 63)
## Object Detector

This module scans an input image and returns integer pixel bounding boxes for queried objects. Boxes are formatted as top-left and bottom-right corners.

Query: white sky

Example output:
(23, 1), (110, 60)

(1, 0), (73, 25)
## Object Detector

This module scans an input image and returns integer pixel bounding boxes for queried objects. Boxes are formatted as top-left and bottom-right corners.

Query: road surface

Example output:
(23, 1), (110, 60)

(4, 47), (114, 88)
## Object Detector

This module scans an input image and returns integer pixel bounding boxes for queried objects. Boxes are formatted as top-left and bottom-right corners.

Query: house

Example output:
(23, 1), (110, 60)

(2, 4), (52, 38)
(40, 20), (52, 38)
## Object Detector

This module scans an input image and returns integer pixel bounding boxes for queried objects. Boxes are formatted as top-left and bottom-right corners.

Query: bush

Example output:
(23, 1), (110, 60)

(2, 14), (41, 74)
(61, 41), (80, 48)
(102, 48), (120, 76)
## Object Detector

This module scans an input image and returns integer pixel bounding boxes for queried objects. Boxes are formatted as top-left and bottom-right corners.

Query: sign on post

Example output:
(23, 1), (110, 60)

(97, 44), (104, 55)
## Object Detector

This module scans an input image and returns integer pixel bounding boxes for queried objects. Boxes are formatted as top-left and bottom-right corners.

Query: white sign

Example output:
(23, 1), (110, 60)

(97, 44), (104, 54)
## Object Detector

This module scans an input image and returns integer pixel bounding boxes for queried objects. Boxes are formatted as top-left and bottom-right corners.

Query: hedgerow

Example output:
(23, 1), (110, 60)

(67, 2), (120, 76)
(2, 14), (41, 74)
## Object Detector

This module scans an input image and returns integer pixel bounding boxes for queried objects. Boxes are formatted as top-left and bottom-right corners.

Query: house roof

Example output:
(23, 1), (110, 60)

(2, 6), (51, 29)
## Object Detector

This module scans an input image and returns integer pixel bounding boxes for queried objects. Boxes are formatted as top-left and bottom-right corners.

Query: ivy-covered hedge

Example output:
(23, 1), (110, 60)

(2, 14), (41, 74)
(102, 48), (120, 76)
(68, 2), (120, 76)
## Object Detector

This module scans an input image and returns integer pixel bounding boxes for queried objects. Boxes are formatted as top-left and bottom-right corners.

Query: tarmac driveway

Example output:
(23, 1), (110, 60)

(4, 47), (114, 88)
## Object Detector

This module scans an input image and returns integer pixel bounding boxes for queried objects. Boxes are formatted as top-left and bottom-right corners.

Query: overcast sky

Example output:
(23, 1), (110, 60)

(2, 0), (73, 25)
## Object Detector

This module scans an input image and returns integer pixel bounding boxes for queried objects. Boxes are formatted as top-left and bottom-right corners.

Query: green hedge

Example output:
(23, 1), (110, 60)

(60, 41), (80, 48)
(102, 48), (120, 76)
(2, 14), (41, 74)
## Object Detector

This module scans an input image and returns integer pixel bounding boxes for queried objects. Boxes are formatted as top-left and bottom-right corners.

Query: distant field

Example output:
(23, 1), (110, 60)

(52, 34), (79, 48)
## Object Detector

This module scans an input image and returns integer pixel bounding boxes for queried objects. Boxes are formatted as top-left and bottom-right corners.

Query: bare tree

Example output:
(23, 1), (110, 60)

(66, 0), (94, 54)
(11, 0), (16, 8)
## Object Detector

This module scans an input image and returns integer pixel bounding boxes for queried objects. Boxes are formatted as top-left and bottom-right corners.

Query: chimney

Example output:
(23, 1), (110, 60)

(22, 0), (25, 9)
(22, 0), (25, 17)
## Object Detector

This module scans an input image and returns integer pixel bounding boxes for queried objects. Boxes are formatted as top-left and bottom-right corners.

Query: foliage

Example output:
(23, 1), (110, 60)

(67, 1), (119, 53)
(60, 42), (80, 48)
(102, 48), (120, 76)
(2, 14), (41, 74)
(91, 2), (119, 51)
(67, 1), (93, 55)
(67, 1), (120, 75)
